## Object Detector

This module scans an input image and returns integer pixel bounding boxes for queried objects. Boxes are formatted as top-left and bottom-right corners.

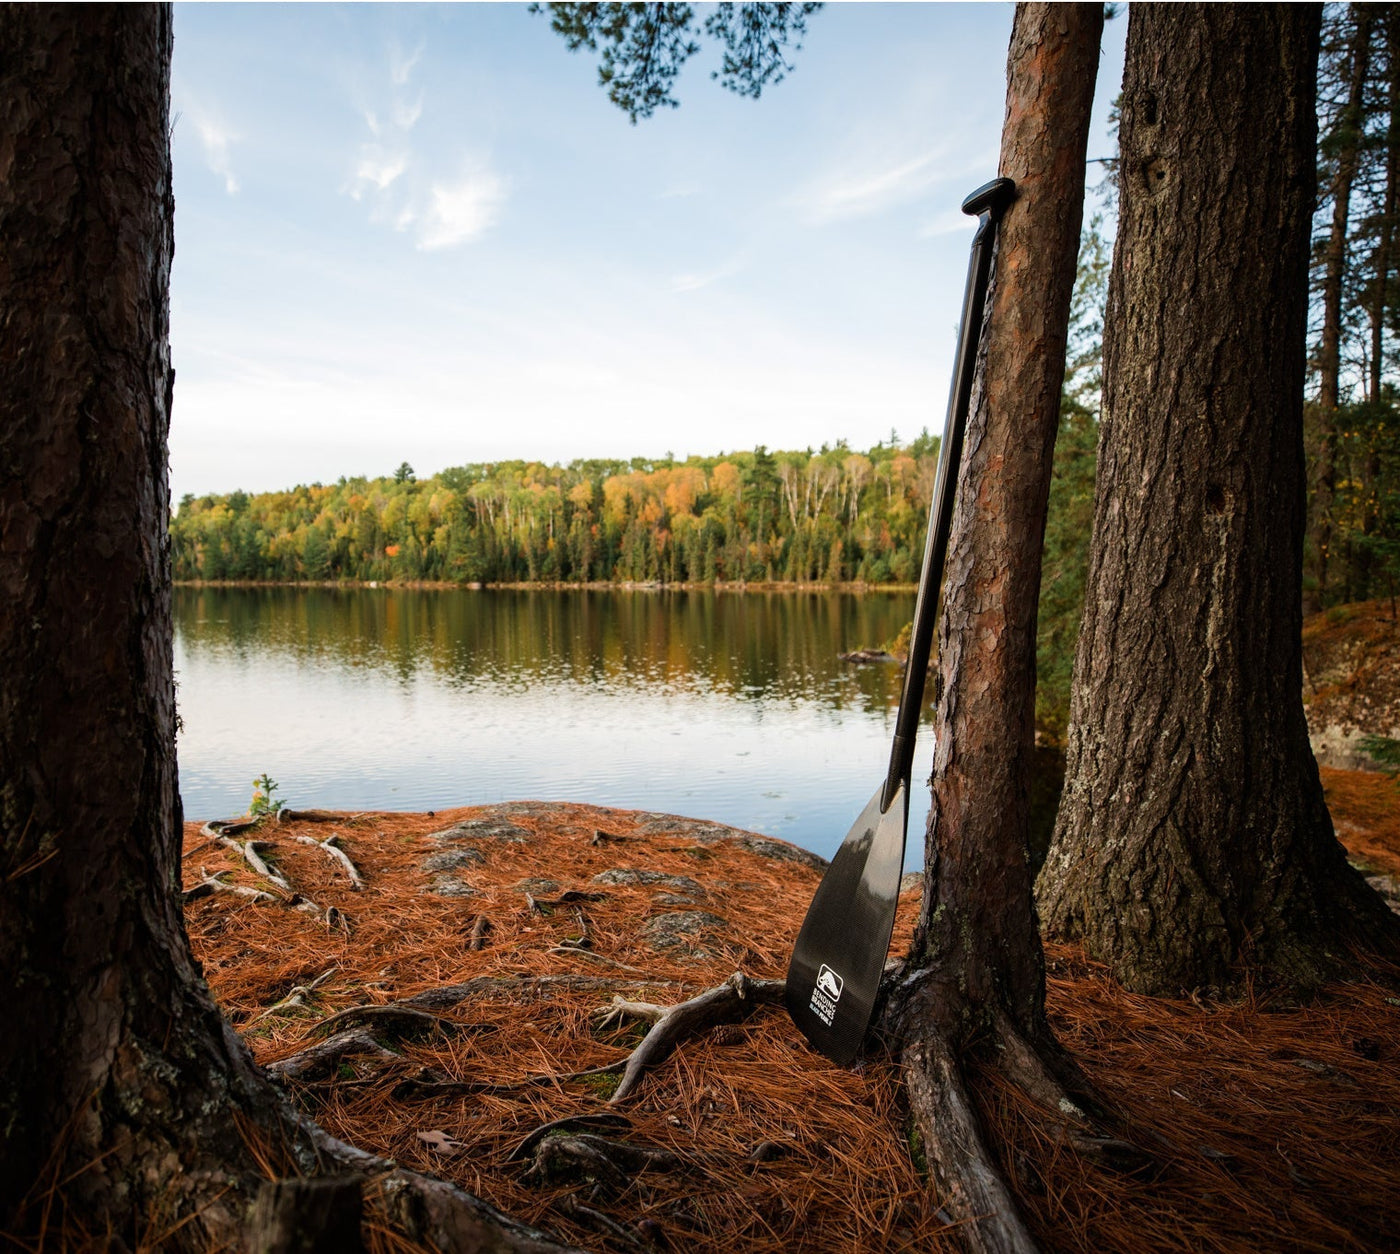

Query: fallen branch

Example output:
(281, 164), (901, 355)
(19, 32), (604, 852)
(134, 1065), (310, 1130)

(469, 914), (493, 950)
(295, 833), (366, 889)
(596, 970), (784, 1103)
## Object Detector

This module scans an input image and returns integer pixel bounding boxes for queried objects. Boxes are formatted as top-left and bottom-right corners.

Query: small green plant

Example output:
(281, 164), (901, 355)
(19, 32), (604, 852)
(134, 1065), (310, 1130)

(580, 1072), (621, 1100)
(249, 773), (286, 817)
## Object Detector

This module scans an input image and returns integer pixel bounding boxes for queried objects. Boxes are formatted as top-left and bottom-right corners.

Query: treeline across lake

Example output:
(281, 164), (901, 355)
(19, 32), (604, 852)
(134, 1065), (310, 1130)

(174, 425), (1096, 591)
(172, 412), (1099, 735)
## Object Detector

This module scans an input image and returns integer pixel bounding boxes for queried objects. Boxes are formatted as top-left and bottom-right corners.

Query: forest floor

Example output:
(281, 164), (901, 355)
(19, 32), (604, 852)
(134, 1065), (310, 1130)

(182, 778), (1400, 1254)
(1305, 598), (1400, 769)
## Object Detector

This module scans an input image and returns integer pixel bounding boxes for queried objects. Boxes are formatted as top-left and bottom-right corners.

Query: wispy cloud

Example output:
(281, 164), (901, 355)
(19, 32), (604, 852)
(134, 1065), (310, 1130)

(917, 207), (974, 239)
(801, 152), (943, 224)
(192, 113), (239, 195)
(393, 96), (424, 131)
(350, 148), (409, 199)
(417, 168), (507, 250)
(389, 40), (425, 87)
(671, 259), (742, 293)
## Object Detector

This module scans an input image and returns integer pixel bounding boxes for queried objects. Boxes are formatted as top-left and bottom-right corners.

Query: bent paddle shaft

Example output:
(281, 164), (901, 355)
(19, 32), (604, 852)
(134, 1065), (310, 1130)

(785, 178), (1016, 1065)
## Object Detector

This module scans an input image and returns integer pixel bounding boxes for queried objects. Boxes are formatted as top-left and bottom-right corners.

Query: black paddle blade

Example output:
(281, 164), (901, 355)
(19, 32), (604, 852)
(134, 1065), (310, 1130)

(785, 783), (908, 1065)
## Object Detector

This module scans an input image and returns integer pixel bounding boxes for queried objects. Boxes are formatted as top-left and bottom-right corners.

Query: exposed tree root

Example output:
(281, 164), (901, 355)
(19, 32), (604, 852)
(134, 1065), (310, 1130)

(902, 1031), (1041, 1254)
(595, 970), (784, 1103)
(304, 1003), (472, 1043)
(217, 836), (292, 892)
(523, 1131), (686, 1186)
(245, 968), (340, 1027)
(201, 817), (259, 838)
(295, 834), (366, 889)
(469, 914), (494, 950)
(277, 808), (367, 825)
(506, 1114), (634, 1162)
(184, 867), (276, 905)
(267, 1029), (402, 1083)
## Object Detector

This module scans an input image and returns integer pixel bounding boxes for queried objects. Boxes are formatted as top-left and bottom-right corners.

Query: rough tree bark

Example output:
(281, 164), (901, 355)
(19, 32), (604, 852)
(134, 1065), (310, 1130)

(0, 9), (571, 1250)
(1312, 4), (1375, 607)
(879, 8), (1111, 1253)
(1038, 4), (1400, 997)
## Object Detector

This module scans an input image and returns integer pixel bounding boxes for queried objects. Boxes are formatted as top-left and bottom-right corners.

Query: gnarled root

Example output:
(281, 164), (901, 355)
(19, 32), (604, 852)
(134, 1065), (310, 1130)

(903, 1032), (1040, 1254)
(596, 970), (784, 1103)
(295, 834), (365, 889)
(883, 979), (1154, 1254)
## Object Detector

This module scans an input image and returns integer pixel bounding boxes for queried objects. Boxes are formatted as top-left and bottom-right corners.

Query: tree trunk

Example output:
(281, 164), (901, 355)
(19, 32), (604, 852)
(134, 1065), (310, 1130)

(0, 9), (570, 1249)
(1356, 8), (1400, 601)
(1038, 3), (1400, 997)
(881, 8), (1113, 1252)
(1369, 10), (1398, 409)
(1312, 4), (1375, 608)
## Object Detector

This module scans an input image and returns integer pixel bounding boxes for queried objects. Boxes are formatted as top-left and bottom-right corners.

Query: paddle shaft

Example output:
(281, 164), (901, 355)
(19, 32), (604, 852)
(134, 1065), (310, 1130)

(882, 178), (1016, 813)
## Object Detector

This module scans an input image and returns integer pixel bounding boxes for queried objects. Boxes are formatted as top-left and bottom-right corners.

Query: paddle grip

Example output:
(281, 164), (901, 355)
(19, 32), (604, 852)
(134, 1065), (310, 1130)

(882, 177), (1016, 813)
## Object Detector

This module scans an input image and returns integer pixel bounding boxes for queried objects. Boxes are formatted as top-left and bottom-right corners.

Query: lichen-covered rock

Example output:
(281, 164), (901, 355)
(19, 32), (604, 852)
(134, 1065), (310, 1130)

(652, 892), (698, 906)
(640, 910), (727, 954)
(515, 877), (562, 894)
(421, 848), (485, 873)
(631, 814), (829, 871)
(425, 875), (477, 897)
(592, 867), (704, 895)
(428, 819), (530, 845)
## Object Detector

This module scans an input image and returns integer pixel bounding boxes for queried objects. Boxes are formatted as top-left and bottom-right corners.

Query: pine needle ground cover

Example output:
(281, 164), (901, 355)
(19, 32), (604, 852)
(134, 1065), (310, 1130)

(183, 783), (1400, 1254)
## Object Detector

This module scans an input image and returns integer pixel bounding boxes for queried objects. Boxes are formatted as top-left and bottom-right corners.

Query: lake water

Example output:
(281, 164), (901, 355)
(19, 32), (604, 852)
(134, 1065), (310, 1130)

(174, 586), (934, 862)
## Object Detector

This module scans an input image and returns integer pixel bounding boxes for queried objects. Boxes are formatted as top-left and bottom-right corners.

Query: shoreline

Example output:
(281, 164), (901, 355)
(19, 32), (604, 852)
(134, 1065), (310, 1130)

(173, 578), (922, 594)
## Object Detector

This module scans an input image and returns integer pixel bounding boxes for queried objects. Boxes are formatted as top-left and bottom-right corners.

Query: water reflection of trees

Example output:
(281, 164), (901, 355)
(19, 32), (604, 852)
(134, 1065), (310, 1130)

(174, 588), (920, 715)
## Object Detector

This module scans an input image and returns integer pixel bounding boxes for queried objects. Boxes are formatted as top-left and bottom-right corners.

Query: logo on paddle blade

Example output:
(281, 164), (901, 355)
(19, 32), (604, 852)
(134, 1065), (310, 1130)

(809, 964), (844, 1026)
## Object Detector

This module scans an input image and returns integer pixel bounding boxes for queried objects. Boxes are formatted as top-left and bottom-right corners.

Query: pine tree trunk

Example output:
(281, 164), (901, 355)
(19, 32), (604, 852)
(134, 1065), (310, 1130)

(882, 8), (1117, 1251)
(0, 10), (569, 1249)
(1313, 5), (1375, 608)
(0, 6), (268, 1222)
(1357, 8), (1400, 601)
(1038, 3), (1400, 997)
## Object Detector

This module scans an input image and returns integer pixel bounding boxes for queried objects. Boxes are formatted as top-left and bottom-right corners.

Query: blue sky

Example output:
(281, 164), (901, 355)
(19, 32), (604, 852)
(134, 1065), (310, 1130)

(169, 2), (1125, 500)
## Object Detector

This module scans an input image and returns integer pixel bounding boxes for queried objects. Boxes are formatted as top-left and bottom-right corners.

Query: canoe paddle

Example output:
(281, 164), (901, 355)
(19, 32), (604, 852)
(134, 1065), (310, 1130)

(785, 177), (1016, 1065)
